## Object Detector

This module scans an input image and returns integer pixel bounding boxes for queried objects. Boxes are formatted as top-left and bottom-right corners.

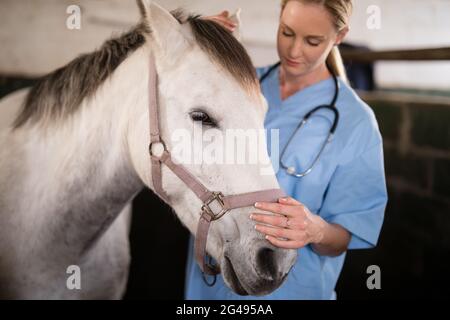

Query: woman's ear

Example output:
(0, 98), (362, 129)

(229, 8), (242, 41)
(335, 26), (349, 45)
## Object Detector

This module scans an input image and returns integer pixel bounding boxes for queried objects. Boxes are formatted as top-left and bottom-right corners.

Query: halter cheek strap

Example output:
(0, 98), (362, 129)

(147, 54), (286, 277)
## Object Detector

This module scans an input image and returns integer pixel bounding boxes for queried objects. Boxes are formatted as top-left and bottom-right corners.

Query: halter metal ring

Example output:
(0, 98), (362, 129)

(148, 139), (167, 160)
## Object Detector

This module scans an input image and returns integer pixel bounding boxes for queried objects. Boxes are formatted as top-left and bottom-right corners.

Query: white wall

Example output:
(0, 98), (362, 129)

(1, 0), (449, 90)
(347, 0), (450, 90)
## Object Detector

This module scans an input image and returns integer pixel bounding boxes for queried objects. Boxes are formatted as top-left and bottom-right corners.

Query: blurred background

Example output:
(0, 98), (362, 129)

(1, 0), (449, 299)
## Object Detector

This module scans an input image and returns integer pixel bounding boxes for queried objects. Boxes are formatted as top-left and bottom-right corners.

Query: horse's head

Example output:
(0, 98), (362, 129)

(130, 1), (296, 296)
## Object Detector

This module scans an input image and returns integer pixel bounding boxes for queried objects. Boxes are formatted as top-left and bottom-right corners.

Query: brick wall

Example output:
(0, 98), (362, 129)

(336, 92), (450, 299)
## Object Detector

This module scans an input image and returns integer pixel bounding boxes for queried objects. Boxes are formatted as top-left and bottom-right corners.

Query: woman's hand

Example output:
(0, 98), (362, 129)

(251, 197), (351, 256)
(251, 197), (326, 249)
(201, 10), (237, 32)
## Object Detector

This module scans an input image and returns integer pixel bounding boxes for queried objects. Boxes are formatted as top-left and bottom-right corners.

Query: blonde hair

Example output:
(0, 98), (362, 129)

(281, 0), (353, 82)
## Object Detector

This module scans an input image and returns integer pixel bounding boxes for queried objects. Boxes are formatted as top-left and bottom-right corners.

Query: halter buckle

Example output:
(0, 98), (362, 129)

(201, 192), (228, 221)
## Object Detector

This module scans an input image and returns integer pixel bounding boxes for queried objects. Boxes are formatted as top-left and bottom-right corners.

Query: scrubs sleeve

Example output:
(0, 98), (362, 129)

(318, 142), (388, 249)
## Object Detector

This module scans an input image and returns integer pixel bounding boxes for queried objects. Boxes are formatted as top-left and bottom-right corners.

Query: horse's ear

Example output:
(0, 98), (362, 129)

(136, 0), (148, 19)
(137, 0), (188, 61)
(229, 8), (242, 41)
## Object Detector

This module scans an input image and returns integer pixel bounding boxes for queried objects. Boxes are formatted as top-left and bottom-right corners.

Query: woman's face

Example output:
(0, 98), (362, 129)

(277, 1), (348, 78)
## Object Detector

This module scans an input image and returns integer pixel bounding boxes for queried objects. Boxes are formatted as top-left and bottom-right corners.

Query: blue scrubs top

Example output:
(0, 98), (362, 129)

(184, 65), (387, 300)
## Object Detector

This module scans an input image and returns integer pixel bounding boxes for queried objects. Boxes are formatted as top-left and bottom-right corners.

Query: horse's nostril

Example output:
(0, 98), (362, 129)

(256, 247), (277, 279)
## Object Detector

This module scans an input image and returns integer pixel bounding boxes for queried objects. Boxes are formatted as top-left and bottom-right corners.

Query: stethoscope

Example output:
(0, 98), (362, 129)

(260, 62), (340, 178)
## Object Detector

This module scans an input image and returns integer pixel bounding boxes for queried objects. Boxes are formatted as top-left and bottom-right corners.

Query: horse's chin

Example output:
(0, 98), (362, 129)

(222, 256), (249, 296)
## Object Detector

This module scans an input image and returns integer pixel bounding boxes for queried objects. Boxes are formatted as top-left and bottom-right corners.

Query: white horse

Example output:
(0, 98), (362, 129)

(0, 1), (296, 299)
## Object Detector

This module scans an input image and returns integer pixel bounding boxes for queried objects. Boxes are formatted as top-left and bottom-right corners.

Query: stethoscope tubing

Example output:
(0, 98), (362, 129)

(259, 62), (340, 178)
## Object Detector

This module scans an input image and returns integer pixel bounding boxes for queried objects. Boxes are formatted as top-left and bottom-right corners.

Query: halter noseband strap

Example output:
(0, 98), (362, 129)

(147, 54), (285, 276)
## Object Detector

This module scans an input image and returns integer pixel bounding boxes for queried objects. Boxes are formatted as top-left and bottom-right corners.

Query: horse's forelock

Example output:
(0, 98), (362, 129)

(186, 15), (260, 97)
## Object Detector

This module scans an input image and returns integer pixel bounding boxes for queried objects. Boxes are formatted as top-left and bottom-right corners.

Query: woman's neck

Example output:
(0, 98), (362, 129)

(279, 63), (332, 100)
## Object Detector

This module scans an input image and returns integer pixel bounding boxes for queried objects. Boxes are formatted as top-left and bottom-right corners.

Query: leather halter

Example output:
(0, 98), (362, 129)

(147, 54), (285, 277)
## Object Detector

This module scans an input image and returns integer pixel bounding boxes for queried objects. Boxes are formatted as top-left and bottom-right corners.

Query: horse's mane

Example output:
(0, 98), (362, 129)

(13, 10), (258, 129)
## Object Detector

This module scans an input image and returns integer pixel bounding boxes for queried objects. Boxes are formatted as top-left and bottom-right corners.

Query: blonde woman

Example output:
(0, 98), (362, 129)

(185, 0), (387, 299)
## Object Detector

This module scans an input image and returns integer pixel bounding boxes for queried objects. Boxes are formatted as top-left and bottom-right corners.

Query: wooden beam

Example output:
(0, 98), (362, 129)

(341, 47), (450, 63)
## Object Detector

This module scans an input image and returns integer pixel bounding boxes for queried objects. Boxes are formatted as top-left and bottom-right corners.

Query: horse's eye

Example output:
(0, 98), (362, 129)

(189, 110), (217, 127)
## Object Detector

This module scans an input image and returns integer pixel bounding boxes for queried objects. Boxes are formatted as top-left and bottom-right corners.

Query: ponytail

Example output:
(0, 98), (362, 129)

(326, 46), (348, 83)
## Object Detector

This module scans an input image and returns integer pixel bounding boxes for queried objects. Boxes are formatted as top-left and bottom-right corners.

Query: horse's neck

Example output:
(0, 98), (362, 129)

(9, 46), (152, 257)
